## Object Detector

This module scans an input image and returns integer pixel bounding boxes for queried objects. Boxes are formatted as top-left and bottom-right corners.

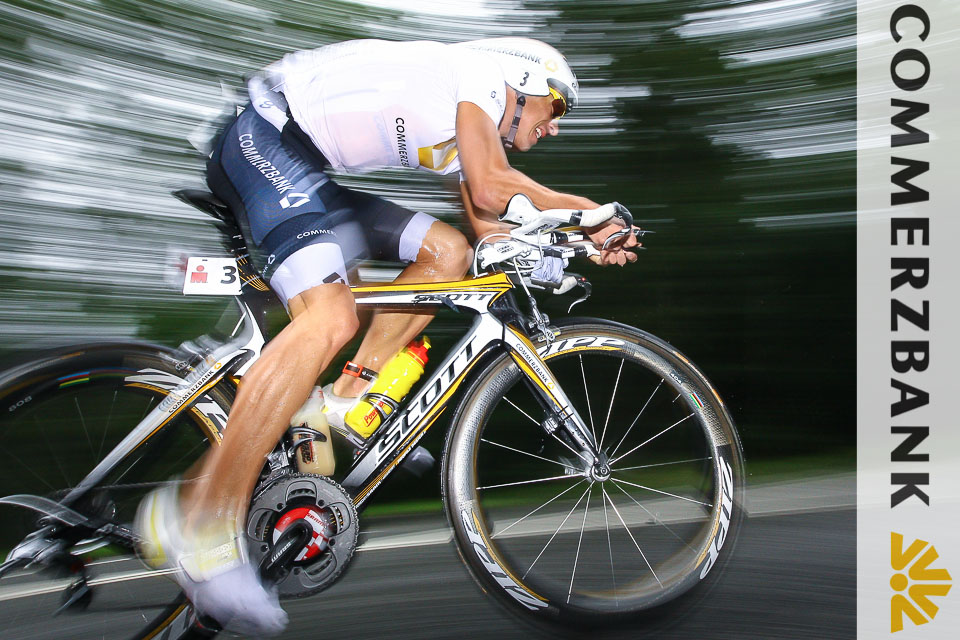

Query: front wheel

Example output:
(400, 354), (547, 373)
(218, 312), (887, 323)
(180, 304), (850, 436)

(443, 320), (744, 627)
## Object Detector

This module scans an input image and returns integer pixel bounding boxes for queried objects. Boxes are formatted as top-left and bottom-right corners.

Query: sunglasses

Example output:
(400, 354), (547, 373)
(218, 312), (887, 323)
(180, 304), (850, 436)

(548, 87), (568, 119)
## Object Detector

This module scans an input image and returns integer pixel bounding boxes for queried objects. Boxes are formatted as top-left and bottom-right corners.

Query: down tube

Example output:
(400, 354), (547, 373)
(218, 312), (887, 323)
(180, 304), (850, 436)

(343, 313), (505, 506)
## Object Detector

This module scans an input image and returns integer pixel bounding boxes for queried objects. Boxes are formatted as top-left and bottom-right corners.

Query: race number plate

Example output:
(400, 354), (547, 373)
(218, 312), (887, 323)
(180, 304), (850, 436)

(182, 257), (242, 295)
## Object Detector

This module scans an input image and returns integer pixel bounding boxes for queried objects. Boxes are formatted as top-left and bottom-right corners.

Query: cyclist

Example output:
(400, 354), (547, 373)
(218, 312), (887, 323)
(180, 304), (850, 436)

(137, 37), (639, 635)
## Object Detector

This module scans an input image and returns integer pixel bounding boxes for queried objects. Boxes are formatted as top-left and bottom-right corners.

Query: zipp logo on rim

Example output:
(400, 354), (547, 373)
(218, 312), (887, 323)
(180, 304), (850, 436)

(461, 508), (547, 611)
(699, 453), (733, 579)
(890, 532), (952, 632)
(536, 335), (625, 358)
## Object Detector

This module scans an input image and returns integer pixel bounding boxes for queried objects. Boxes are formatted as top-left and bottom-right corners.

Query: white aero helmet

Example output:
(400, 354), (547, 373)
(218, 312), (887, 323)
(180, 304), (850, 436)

(457, 37), (579, 147)
(457, 37), (579, 114)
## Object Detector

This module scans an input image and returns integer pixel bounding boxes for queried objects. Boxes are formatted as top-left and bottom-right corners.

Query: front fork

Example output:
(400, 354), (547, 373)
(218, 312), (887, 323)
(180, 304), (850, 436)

(502, 328), (599, 469)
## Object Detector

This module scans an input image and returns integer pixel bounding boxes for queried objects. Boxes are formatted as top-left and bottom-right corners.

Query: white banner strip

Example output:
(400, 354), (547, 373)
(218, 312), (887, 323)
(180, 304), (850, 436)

(858, 1), (960, 637)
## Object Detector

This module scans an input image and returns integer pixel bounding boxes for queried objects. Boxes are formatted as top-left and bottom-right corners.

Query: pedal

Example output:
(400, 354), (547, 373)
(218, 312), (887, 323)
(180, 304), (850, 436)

(400, 446), (435, 478)
(55, 576), (92, 616)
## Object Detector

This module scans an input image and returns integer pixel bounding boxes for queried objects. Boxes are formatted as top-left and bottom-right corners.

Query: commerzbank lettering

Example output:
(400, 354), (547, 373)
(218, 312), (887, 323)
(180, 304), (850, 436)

(296, 229), (334, 240)
(238, 134), (296, 194)
(476, 46), (541, 64)
(395, 118), (410, 167)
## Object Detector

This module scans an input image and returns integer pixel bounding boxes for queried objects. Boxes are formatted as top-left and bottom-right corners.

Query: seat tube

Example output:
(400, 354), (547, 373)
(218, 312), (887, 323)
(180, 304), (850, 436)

(502, 327), (599, 464)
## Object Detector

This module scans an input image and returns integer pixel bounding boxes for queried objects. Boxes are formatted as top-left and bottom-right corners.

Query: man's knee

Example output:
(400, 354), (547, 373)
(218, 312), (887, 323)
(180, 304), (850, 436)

(288, 283), (359, 349)
(420, 223), (473, 277)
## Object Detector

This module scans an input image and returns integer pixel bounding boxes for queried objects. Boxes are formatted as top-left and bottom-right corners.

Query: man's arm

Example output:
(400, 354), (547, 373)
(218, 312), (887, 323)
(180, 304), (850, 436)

(456, 102), (598, 213)
(456, 102), (639, 266)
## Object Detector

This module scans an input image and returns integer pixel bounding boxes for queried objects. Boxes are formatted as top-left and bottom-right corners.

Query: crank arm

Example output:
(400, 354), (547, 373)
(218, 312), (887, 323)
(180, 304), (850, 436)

(259, 521), (312, 585)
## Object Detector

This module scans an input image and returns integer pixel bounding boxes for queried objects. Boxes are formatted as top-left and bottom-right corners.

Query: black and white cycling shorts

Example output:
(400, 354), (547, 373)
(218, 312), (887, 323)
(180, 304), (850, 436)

(206, 107), (435, 304)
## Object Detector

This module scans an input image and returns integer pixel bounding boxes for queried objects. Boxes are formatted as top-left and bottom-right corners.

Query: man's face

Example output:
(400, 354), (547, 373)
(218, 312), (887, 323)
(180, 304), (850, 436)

(510, 94), (561, 151)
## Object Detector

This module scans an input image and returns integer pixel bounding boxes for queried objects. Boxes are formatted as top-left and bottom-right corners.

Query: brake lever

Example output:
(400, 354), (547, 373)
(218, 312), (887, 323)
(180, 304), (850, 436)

(612, 202), (634, 228)
(601, 227), (652, 250)
(566, 274), (592, 313)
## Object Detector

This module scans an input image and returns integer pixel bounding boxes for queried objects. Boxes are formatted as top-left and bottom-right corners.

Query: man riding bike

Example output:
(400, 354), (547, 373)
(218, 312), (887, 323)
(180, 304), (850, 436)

(136, 37), (640, 635)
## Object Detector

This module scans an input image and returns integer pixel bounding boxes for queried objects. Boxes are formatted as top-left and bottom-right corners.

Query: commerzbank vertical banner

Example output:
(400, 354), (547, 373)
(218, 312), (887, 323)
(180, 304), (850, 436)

(858, 1), (960, 638)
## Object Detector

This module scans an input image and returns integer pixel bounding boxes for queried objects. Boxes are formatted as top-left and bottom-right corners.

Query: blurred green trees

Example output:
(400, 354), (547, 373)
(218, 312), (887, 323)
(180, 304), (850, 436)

(0, 0), (855, 478)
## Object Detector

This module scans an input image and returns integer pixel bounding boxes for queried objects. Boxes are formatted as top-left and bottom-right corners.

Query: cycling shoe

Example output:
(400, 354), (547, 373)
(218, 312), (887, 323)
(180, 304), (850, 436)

(186, 562), (288, 637)
(135, 485), (288, 636)
(134, 482), (185, 569)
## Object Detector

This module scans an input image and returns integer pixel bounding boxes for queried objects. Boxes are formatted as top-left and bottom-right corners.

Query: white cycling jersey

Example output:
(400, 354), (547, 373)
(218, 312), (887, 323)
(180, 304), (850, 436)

(264, 40), (507, 176)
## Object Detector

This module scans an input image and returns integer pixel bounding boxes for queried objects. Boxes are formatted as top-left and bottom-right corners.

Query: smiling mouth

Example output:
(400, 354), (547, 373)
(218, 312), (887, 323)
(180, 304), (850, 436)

(535, 127), (543, 140)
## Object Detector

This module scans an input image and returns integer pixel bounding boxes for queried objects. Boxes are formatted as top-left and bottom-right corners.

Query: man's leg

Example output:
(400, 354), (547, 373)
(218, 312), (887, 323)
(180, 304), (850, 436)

(182, 283), (358, 529)
(331, 220), (472, 398)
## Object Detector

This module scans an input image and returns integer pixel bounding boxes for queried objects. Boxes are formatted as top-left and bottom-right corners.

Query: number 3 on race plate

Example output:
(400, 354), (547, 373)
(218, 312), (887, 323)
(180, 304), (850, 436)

(182, 257), (242, 296)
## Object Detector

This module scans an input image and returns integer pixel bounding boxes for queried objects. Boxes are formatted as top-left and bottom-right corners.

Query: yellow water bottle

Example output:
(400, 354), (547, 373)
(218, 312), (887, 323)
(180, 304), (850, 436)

(344, 337), (431, 438)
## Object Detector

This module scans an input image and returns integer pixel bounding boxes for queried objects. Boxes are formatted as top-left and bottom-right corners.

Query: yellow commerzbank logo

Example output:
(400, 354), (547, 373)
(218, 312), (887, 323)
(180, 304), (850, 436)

(418, 137), (458, 172)
(890, 532), (952, 632)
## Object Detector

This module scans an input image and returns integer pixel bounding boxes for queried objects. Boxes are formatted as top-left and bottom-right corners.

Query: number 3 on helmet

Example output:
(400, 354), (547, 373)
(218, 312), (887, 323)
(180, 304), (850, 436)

(457, 37), (580, 118)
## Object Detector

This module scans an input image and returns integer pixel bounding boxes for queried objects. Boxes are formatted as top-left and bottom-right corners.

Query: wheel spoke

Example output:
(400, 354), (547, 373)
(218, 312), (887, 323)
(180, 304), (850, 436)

(611, 479), (699, 554)
(579, 354), (597, 444)
(139, 396), (155, 420)
(480, 438), (578, 471)
(611, 476), (712, 508)
(614, 456), (713, 473)
(567, 484), (592, 603)
(523, 484), (592, 580)
(0, 446), (57, 493)
(609, 412), (694, 466)
(549, 431), (592, 465)
(112, 452), (147, 487)
(492, 479), (585, 540)
(36, 416), (71, 487)
(159, 438), (210, 480)
(102, 390), (118, 455)
(478, 473), (578, 491)
(602, 484), (619, 607)
(74, 397), (96, 466)
(609, 379), (663, 459)
(502, 397), (539, 427)
(598, 359), (623, 449)
(603, 486), (662, 587)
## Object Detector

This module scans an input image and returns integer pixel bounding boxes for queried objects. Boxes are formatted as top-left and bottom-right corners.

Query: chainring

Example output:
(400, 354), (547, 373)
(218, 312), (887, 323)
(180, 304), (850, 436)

(244, 473), (358, 599)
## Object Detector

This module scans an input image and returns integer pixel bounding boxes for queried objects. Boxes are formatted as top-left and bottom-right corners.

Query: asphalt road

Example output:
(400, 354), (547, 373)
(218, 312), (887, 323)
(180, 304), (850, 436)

(284, 510), (855, 640)
(0, 475), (855, 640)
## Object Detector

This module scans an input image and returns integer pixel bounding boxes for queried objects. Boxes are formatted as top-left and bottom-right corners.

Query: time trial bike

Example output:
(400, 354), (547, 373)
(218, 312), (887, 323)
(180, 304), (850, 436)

(0, 191), (744, 638)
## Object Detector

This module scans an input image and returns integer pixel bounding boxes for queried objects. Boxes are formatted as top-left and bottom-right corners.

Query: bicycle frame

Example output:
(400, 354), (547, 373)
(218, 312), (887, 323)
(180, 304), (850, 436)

(344, 273), (597, 506)
(62, 271), (600, 511)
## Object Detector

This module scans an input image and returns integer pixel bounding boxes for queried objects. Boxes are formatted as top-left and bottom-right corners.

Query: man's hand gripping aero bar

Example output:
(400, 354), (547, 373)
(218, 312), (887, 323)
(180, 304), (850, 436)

(474, 194), (646, 300)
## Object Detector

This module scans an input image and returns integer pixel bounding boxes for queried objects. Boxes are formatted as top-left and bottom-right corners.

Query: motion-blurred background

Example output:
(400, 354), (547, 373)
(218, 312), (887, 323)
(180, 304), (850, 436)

(0, 0), (853, 503)
(0, 0), (855, 487)
(0, 1), (856, 637)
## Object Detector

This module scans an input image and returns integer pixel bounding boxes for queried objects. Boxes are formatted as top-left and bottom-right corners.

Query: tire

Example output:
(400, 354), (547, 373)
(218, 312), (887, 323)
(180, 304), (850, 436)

(0, 343), (232, 640)
(443, 320), (744, 628)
